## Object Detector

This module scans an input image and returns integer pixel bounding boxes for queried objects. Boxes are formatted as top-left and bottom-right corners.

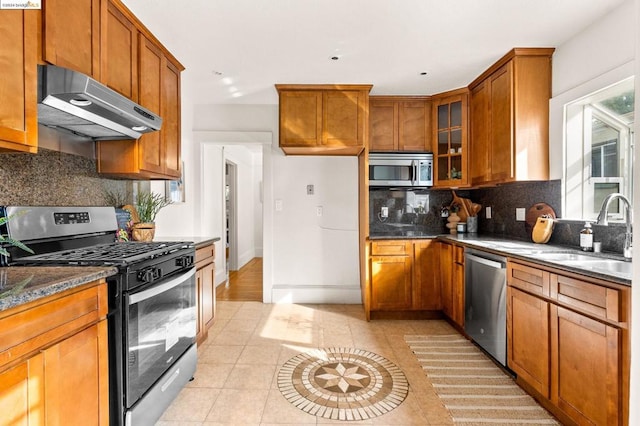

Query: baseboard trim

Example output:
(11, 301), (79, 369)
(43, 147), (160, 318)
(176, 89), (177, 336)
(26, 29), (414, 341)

(271, 285), (362, 304)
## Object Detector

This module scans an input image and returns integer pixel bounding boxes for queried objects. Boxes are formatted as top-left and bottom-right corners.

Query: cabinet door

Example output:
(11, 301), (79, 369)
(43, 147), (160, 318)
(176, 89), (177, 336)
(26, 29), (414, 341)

(470, 79), (490, 185)
(451, 245), (465, 327)
(507, 287), (550, 398)
(439, 242), (453, 317)
(489, 62), (513, 182)
(137, 36), (164, 175)
(369, 100), (398, 151)
(323, 90), (364, 147)
(201, 262), (216, 331)
(399, 101), (431, 152)
(370, 255), (412, 311)
(161, 59), (182, 178)
(43, 0), (100, 79)
(279, 91), (322, 147)
(0, 354), (44, 426)
(43, 321), (109, 426)
(552, 306), (621, 425)
(101, 0), (138, 99)
(413, 240), (441, 310)
(433, 92), (469, 188)
(0, 10), (37, 153)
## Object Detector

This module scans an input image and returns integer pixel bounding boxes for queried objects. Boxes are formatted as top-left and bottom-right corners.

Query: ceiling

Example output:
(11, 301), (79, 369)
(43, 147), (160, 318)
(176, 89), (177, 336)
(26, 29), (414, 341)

(121, 0), (625, 106)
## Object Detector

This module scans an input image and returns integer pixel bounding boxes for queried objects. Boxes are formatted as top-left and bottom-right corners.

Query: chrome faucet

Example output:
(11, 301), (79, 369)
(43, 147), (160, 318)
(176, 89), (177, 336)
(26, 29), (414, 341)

(596, 193), (633, 260)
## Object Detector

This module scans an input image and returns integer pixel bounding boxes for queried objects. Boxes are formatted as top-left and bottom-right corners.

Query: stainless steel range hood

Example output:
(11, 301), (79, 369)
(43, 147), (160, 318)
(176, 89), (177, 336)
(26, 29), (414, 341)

(37, 64), (162, 140)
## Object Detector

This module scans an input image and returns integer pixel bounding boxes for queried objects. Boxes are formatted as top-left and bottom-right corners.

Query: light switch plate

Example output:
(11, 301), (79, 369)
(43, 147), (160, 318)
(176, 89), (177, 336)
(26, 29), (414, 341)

(381, 206), (388, 218)
(516, 207), (526, 221)
(486, 206), (492, 219)
(275, 199), (283, 211)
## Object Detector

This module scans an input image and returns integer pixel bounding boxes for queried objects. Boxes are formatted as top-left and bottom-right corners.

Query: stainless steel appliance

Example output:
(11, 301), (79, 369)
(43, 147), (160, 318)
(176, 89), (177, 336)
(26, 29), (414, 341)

(2, 206), (196, 426)
(464, 248), (507, 367)
(369, 152), (433, 187)
(38, 64), (162, 140)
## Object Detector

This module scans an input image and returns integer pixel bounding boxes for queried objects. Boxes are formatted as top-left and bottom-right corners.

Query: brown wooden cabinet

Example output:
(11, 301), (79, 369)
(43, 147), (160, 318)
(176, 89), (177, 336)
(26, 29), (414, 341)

(0, 10), (38, 154)
(101, 0), (138, 100)
(195, 242), (216, 346)
(96, 36), (183, 179)
(42, 0), (101, 79)
(0, 282), (109, 426)
(507, 260), (629, 426)
(369, 97), (432, 152)
(276, 84), (372, 155)
(438, 241), (464, 327)
(469, 48), (554, 186)
(368, 239), (442, 315)
(432, 89), (469, 188)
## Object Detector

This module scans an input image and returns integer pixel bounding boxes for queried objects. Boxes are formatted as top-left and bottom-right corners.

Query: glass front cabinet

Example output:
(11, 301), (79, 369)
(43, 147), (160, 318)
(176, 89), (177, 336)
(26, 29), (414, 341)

(433, 89), (469, 188)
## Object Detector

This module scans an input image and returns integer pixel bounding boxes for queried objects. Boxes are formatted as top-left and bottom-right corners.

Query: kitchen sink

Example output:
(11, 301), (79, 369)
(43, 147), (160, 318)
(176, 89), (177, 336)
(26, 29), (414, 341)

(532, 252), (632, 278)
(533, 253), (601, 262)
(577, 260), (633, 275)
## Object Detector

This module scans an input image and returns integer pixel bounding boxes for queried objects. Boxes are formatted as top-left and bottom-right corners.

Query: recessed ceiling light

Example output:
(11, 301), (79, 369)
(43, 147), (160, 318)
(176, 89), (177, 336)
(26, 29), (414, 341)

(212, 70), (223, 76)
(330, 56), (340, 61)
(419, 72), (428, 76)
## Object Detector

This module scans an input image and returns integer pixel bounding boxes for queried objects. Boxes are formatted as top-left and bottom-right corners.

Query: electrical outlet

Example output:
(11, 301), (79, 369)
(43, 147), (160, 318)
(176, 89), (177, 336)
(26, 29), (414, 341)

(381, 206), (388, 218)
(485, 206), (492, 219)
(316, 206), (323, 217)
(516, 208), (526, 221)
(275, 199), (283, 211)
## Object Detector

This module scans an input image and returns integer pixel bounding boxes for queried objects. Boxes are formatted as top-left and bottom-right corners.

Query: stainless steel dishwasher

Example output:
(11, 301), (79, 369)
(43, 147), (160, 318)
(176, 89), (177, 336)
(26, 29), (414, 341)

(464, 248), (507, 367)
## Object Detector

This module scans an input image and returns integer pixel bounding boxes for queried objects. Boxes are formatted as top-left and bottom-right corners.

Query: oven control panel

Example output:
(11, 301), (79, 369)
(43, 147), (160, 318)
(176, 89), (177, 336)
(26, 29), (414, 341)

(54, 212), (91, 224)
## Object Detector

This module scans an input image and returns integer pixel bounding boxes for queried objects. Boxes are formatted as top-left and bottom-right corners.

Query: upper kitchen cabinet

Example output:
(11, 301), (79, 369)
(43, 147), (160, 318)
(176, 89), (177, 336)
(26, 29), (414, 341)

(469, 48), (554, 186)
(369, 96), (432, 152)
(432, 88), (470, 188)
(276, 84), (372, 156)
(100, 0), (138, 100)
(0, 10), (38, 153)
(42, 0), (101, 79)
(96, 5), (184, 179)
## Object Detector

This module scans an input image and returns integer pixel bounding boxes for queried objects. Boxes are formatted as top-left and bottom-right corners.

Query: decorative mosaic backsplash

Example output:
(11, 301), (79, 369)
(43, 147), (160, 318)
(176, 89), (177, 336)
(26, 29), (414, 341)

(0, 149), (131, 206)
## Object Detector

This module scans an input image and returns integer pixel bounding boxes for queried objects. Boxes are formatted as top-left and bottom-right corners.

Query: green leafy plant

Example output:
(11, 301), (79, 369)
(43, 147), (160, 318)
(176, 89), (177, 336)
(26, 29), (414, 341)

(135, 191), (172, 223)
(104, 186), (132, 208)
(0, 214), (34, 259)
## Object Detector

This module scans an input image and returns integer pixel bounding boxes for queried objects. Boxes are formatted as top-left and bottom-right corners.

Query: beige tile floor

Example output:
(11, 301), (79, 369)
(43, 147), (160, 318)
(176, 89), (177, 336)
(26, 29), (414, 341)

(156, 301), (457, 426)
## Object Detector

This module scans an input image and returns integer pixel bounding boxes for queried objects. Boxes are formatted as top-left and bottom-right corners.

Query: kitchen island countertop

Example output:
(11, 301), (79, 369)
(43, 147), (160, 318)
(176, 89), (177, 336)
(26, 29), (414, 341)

(0, 266), (118, 312)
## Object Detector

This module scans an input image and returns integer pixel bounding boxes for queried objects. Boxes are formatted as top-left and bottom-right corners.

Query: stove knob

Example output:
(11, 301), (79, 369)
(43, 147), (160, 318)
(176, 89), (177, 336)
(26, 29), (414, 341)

(138, 268), (159, 283)
(176, 255), (194, 267)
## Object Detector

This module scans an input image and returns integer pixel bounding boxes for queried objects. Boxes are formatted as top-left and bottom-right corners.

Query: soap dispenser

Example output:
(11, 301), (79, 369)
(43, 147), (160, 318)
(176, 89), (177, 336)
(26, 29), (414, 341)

(579, 222), (593, 252)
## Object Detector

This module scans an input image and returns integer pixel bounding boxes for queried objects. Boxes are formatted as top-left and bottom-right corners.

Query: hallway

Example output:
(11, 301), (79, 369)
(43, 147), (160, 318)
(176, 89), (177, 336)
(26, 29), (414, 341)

(216, 257), (263, 302)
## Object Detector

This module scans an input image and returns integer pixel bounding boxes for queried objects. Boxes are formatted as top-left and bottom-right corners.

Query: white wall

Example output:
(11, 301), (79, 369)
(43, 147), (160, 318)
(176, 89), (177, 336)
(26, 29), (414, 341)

(191, 104), (361, 303)
(549, 0), (636, 180)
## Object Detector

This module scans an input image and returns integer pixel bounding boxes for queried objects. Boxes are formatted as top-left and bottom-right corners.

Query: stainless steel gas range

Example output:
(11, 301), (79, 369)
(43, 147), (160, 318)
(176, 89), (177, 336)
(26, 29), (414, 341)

(2, 206), (197, 426)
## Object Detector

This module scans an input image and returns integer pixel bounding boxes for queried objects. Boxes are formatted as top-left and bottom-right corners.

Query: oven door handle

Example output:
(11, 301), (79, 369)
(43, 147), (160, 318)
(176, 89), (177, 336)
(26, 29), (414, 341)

(129, 268), (196, 305)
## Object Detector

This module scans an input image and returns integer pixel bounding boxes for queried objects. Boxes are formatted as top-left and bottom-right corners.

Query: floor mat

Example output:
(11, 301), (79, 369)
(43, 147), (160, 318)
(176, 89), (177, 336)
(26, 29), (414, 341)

(277, 347), (408, 421)
(405, 334), (560, 425)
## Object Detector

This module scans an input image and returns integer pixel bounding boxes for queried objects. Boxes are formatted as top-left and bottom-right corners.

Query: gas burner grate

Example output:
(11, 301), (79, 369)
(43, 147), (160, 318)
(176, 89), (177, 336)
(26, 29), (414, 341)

(16, 241), (190, 266)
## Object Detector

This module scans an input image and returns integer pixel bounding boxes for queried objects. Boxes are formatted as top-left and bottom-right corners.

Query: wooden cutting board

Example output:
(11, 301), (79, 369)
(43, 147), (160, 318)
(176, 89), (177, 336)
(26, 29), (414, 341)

(525, 203), (556, 236)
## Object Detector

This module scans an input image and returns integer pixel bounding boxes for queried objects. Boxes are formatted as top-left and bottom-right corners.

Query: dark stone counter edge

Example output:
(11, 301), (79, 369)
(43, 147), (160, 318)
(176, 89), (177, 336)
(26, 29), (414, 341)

(0, 266), (118, 312)
(369, 233), (631, 286)
(155, 236), (221, 248)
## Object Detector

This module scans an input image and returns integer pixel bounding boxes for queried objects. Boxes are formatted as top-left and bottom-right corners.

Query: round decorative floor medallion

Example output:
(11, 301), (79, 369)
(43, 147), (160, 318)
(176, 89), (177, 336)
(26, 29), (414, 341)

(277, 347), (409, 421)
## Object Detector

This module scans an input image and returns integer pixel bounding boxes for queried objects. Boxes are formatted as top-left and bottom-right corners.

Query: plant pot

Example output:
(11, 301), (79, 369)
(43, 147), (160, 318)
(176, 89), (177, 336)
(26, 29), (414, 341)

(132, 223), (155, 242)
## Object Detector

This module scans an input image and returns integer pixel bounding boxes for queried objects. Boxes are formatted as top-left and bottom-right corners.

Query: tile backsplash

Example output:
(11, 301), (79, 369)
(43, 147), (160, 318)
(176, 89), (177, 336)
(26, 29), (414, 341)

(0, 149), (131, 206)
(370, 180), (629, 255)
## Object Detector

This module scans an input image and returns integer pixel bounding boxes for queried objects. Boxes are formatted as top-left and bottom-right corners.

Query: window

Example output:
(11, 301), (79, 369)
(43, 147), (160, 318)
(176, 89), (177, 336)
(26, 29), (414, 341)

(563, 77), (634, 221)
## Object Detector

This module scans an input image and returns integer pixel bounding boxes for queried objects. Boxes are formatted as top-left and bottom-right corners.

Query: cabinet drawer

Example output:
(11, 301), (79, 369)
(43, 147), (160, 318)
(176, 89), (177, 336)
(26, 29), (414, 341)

(0, 283), (107, 370)
(196, 244), (215, 264)
(371, 240), (411, 256)
(508, 261), (550, 296)
(551, 274), (621, 323)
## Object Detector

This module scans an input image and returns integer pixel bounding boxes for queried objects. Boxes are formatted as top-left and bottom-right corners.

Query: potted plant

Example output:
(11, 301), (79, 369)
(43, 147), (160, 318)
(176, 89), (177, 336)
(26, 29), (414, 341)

(131, 191), (172, 242)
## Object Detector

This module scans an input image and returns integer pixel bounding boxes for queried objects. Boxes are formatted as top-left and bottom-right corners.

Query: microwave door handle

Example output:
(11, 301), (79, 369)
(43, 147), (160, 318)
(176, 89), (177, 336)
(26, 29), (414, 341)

(411, 160), (418, 186)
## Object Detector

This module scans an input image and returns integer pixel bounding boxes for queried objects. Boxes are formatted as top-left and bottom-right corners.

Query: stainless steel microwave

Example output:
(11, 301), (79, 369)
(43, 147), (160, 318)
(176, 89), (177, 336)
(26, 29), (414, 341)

(368, 153), (433, 187)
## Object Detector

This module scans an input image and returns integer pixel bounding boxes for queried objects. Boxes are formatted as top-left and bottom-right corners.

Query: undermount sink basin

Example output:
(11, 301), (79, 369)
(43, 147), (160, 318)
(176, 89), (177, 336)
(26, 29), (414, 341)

(533, 253), (600, 262)
(577, 259), (633, 275)
(532, 252), (632, 278)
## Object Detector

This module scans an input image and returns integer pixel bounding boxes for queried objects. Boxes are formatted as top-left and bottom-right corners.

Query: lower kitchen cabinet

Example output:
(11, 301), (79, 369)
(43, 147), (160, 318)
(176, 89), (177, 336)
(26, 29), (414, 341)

(438, 241), (464, 328)
(368, 239), (441, 316)
(0, 282), (109, 426)
(507, 260), (629, 426)
(195, 242), (216, 345)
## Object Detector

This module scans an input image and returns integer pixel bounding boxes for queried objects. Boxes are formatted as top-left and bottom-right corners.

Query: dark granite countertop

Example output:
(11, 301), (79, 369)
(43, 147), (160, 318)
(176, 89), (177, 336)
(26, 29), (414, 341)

(155, 236), (221, 248)
(0, 266), (118, 312)
(369, 232), (631, 286)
